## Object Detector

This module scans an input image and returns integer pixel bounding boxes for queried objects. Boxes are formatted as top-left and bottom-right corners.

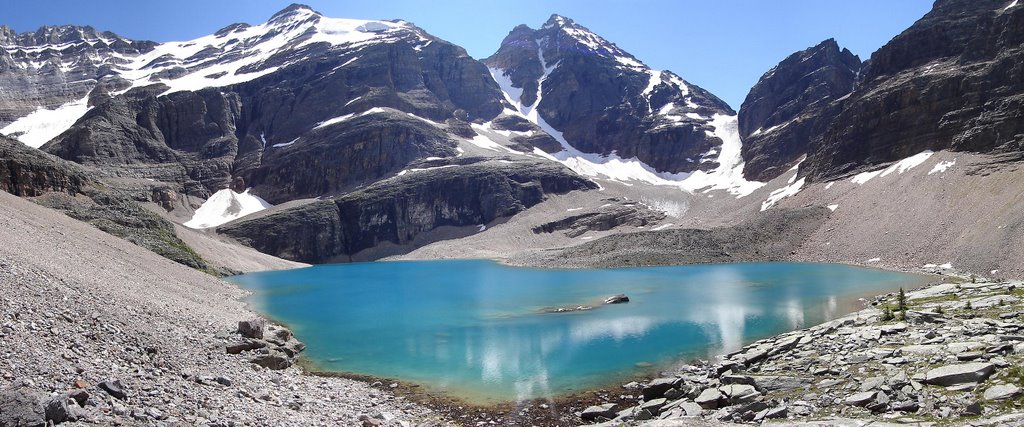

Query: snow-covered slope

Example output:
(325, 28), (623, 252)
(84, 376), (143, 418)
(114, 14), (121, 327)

(184, 188), (272, 229)
(0, 4), (431, 148)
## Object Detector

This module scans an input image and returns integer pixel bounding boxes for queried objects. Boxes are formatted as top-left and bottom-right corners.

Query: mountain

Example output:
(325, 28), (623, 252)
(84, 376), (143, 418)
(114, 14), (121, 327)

(484, 14), (735, 175)
(800, 0), (1024, 181)
(738, 39), (861, 181)
(33, 4), (508, 203)
(0, 25), (156, 146)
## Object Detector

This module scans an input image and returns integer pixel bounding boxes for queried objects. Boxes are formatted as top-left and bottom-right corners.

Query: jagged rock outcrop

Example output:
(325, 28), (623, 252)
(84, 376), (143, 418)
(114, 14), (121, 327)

(219, 161), (597, 263)
(0, 135), (212, 272)
(0, 135), (90, 196)
(738, 39), (861, 181)
(531, 199), (665, 237)
(517, 207), (830, 268)
(484, 14), (735, 174)
(801, 0), (1024, 181)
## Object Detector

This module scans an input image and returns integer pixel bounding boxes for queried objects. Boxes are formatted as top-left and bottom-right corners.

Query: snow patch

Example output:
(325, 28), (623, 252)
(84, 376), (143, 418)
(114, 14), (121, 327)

(651, 223), (673, 231)
(184, 188), (272, 229)
(851, 151), (934, 185)
(760, 177), (805, 211)
(827, 204), (838, 212)
(867, 258), (881, 263)
(0, 97), (90, 148)
(272, 138), (299, 148)
(929, 159), (956, 175)
(1005, 0), (1019, 11)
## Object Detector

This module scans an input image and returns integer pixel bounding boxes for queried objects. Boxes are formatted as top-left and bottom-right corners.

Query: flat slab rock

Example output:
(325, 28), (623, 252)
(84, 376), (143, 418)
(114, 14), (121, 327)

(922, 362), (996, 386)
(984, 384), (1021, 401)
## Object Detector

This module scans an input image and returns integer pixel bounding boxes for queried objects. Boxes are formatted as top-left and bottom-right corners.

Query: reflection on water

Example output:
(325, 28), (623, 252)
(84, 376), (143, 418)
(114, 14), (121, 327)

(229, 260), (927, 403)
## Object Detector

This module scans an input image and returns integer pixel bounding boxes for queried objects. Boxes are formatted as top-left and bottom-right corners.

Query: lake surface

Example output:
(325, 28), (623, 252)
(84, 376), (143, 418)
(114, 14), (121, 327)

(228, 260), (928, 403)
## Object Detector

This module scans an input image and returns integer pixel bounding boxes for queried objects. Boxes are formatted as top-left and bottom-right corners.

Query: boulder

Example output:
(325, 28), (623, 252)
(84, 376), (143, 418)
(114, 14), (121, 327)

(98, 380), (128, 400)
(226, 339), (267, 354)
(238, 319), (266, 339)
(604, 294), (629, 304)
(720, 384), (760, 404)
(251, 351), (293, 370)
(983, 384), (1021, 401)
(580, 403), (617, 421)
(641, 377), (678, 400)
(43, 396), (72, 424)
(679, 401), (703, 417)
(639, 398), (667, 415)
(922, 363), (996, 386)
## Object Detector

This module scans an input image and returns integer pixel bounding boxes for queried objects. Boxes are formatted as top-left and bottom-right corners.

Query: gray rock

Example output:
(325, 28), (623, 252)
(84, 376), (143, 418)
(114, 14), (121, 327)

(0, 386), (46, 427)
(65, 390), (88, 407)
(983, 384), (1021, 401)
(639, 398), (667, 415)
(98, 380), (128, 400)
(859, 376), (885, 392)
(844, 391), (876, 406)
(720, 384), (760, 404)
(865, 391), (890, 412)
(634, 408), (653, 421)
(43, 396), (72, 424)
(695, 388), (722, 409)
(237, 319), (265, 339)
(603, 294), (629, 304)
(226, 339), (267, 354)
(750, 375), (813, 391)
(580, 403), (617, 421)
(720, 374), (756, 386)
(251, 352), (293, 370)
(679, 401), (703, 417)
(922, 362), (996, 386)
(641, 377), (678, 400)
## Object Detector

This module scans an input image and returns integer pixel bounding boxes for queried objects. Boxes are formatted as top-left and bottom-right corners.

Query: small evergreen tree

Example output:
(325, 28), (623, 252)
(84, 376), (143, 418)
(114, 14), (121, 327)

(897, 288), (908, 317)
(935, 305), (944, 315)
(965, 300), (973, 310)
(881, 304), (895, 321)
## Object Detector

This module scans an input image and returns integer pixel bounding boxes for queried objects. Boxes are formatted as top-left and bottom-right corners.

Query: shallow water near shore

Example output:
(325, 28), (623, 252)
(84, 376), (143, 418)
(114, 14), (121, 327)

(228, 260), (928, 403)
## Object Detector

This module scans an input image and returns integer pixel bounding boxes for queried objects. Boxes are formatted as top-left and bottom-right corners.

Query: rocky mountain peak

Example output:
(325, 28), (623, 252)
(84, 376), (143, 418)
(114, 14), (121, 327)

(268, 3), (322, 23)
(0, 24), (142, 51)
(737, 37), (862, 181)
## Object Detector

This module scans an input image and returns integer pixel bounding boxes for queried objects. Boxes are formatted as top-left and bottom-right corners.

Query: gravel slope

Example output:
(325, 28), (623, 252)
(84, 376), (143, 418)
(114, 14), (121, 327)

(0, 190), (450, 426)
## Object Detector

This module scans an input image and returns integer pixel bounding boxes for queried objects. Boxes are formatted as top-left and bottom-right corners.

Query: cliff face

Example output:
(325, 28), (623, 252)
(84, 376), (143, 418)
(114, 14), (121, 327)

(738, 39), (861, 181)
(801, 0), (1024, 181)
(0, 135), (90, 196)
(219, 161), (597, 263)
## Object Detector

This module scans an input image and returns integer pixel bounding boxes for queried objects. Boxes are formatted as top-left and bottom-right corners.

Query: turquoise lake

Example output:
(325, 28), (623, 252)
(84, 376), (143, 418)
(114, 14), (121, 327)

(228, 260), (929, 403)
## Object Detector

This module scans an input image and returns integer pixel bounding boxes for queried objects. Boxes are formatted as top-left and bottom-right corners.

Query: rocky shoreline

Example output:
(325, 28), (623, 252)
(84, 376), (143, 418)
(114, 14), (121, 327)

(579, 273), (1024, 426)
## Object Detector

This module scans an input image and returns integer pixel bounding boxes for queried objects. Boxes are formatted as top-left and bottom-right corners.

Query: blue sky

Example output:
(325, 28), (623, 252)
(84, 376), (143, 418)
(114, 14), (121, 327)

(5, 0), (933, 108)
